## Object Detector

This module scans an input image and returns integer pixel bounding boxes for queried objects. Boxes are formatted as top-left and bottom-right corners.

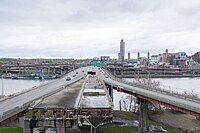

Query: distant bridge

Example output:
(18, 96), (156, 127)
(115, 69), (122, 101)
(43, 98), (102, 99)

(0, 63), (75, 75)
(107, 66), (200, 77)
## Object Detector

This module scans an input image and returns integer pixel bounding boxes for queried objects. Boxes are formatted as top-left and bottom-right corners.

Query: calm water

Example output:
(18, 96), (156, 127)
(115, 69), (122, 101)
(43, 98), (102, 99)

(0, 79), (50, 96)
(1, 78), (199, 110)
(155, 77), (200, 96)
(124, 77), (200, 97)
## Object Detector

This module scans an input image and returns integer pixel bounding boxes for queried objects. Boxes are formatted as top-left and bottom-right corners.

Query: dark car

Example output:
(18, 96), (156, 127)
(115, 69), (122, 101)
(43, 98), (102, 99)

(66, 77), (71, 81)
(73, 75), (76, 77)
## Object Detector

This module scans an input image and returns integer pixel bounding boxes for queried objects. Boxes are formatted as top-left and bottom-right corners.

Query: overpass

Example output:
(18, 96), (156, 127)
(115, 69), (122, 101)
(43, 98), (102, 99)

(0, 66), (200, 132)
(0, 66), (113, 133)
(0, 67), (87, 126)
(107, 66), (200, 77)
(95, 67), (200, 132)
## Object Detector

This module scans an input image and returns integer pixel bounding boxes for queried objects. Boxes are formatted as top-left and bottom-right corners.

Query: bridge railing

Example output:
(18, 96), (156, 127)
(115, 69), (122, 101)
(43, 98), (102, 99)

(119, 78), (200, 103)
(0, 101), (31, 123)
(102, 68), (200, 103)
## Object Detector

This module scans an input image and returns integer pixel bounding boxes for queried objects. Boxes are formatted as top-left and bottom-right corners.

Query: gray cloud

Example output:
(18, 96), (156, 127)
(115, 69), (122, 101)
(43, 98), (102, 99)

(0, 0), (200, 59)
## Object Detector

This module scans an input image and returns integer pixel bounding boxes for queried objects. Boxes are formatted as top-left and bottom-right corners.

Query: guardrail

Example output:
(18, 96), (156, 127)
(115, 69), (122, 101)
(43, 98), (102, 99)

(0, 72), (85, 123)
(74, 77), (86, 109)
(102, 68), (200, 104)
(0, 101), (31, 122)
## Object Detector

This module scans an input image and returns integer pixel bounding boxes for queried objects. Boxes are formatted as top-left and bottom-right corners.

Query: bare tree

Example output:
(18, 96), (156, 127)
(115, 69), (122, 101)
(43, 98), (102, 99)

(119, 95), (137, 112)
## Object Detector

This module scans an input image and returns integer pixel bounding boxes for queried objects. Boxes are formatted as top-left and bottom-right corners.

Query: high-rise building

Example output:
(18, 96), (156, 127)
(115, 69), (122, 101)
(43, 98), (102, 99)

(137, 52), (140, 60)
(147, 51), (150, 66)
(128, 52), (130, 60)
(147, 52), (150, 61)
(120, 39), (125, 64)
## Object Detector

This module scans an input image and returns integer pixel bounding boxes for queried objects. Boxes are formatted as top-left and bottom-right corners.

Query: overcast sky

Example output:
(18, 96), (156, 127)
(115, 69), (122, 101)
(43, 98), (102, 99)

(0, 0), (200, 59)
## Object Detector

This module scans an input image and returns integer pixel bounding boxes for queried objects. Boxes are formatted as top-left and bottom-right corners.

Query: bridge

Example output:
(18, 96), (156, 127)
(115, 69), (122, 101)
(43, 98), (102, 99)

(0, 66), (200, 133)
(0, 66), (113, 133)
(0, 63), (75, 75)
(98, 67), (200, 132)
(107, 66), (200, 77)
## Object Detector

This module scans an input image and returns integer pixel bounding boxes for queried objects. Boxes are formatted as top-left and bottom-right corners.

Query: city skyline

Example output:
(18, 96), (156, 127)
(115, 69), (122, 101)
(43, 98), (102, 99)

(0, 0), (200, 59)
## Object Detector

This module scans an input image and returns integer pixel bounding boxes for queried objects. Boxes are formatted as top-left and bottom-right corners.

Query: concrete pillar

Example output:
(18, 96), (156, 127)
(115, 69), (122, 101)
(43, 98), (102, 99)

(23, 67), (26, 74)
(24, 120), (31, 133)
(56, 119), (65, 133)
(60, 68), (63, 75)
(114, 69), (116, 76)
(53, 68), (56, 74)
(19, 117), (25, 128)
(108, 87), (113, 100)
(120, 69), (123, 76)
(28, 67), (30, 74)
(63, 119), (66, 133)
(47, 67), (50, 74)
(138, 98), (149, 133)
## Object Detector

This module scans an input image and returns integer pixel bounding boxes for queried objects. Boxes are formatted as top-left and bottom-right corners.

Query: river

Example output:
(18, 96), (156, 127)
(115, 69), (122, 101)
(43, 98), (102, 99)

(0, 79), (50, 96)
(0, 78), (200, 110)
(124, 77), (200, 97)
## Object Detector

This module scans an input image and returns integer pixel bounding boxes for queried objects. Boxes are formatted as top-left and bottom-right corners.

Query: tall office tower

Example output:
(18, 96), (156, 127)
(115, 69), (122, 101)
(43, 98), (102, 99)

(147, 51), (150, 66)
(147, 51), (150, 61)
(120, 39), (125, 64)
(137, 52), (140, 61)
(128, 52), (130, 60)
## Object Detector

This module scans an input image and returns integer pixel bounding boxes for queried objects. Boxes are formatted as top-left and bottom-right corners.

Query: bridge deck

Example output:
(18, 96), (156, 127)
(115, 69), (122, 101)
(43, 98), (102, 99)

(78, 75), (112, 109)
(33, 79), (84, 109)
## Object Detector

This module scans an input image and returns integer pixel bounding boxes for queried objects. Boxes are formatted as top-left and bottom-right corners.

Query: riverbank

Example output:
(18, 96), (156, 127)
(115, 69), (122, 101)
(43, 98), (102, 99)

(115, 74), (200, 78)
(101, 110), (200, 133)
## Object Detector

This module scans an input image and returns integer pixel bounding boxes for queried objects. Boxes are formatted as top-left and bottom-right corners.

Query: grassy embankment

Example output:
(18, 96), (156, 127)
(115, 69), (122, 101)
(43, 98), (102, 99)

(0, 128), (23, 133)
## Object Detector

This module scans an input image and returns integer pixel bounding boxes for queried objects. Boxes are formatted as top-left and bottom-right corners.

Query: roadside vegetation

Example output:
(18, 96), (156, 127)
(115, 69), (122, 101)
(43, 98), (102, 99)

(0, 128), (23, 133)
(25, 110), (53, 118)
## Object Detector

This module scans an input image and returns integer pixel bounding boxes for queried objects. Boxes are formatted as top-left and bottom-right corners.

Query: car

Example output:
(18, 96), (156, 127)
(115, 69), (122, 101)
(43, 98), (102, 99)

(73, 75), (76, 77)
(66, 77), (71, 81)
(76, 72), (78, 74)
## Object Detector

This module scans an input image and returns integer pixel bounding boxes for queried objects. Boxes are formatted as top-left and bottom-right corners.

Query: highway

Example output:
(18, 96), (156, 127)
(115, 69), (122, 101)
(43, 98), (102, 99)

(94, 67), (200, 116)
(1, 66), (200, 125)
(0, 67), (89, 118)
